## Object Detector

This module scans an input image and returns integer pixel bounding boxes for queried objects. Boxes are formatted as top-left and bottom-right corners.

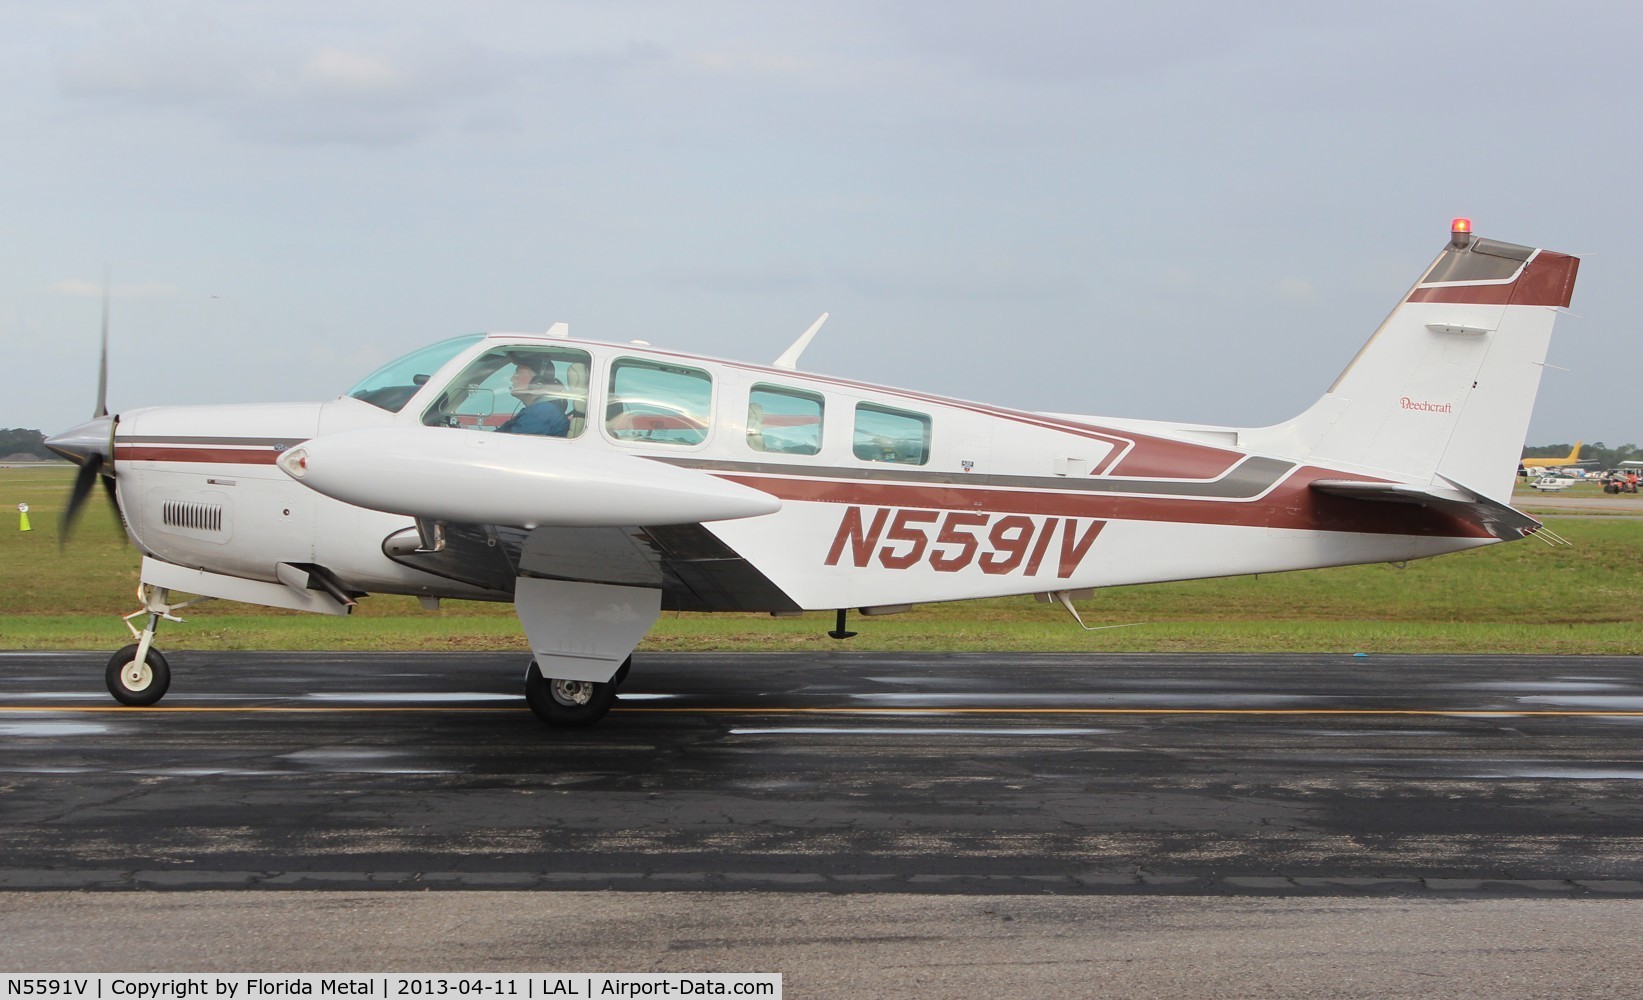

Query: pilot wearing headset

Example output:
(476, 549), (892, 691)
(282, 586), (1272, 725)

(496, 357), (570, 437)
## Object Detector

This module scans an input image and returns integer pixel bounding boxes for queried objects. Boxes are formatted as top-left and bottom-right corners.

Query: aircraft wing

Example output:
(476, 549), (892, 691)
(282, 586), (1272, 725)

(277, 427), (797, 611)
(381, 520), (800, 612)
(279, 426), (781, 528)
(1309, 478), (1543, 541)
(523, 522), (801, 612)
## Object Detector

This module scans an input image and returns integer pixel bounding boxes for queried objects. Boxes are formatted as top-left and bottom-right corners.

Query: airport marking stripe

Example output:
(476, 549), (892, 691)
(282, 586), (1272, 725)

(626, 707), (1643, 718)
(4, 705), (1643, 718)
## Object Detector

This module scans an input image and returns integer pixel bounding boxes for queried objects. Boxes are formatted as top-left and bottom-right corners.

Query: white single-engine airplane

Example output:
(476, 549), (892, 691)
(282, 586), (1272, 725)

(49, 219), (1580, 725)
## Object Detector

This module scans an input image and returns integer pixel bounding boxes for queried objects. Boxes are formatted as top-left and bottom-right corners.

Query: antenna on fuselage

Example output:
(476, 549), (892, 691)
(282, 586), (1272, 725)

(827, 608), (857, 640)
(773, 312), (829, 371)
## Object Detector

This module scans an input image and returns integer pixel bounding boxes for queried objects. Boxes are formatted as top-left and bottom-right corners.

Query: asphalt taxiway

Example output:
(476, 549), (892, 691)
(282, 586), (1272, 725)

(8, 649), (1643, 988)
(3, 650), (1643, 895)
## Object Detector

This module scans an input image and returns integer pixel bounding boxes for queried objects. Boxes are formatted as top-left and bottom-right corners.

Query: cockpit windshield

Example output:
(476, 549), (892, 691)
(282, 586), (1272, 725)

(422, 345), (592, 438)
(346, 334), (485, 412)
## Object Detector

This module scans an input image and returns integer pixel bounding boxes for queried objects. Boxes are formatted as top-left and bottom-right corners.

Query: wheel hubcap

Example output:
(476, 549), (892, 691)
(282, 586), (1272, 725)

(123, 662), (153, 692)
(550, 678), (594, 707)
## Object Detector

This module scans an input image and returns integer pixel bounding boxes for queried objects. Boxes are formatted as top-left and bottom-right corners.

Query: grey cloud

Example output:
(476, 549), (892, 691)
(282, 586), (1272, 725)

(653, 259), (1082, 304)
(655, 265), (819, 297)
(834, 263), (1083, 303)
(874, 0), (1306, 85)
(56, 18), (520, 147)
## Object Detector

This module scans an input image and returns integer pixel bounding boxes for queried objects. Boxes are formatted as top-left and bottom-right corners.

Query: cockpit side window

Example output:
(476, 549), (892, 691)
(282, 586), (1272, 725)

(605, 358), (713, 446)
(422, 346), (592, 438)
(348, 334), (484, 413)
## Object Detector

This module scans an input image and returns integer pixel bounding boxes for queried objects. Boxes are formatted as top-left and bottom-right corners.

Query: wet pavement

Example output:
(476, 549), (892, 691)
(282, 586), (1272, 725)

(3, 650), (1643, 895)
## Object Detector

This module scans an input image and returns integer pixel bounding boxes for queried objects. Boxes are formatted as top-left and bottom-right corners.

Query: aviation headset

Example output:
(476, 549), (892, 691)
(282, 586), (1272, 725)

(515, 357), (558, 387)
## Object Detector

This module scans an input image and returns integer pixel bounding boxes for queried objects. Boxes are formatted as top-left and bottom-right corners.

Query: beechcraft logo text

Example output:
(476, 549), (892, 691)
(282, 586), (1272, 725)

(825, 507), (1105, 577)
(1400, 397), (1454, 413)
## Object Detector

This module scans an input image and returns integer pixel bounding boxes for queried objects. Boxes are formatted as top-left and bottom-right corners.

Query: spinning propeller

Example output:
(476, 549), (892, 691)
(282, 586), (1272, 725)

(46, 284), (123, 545)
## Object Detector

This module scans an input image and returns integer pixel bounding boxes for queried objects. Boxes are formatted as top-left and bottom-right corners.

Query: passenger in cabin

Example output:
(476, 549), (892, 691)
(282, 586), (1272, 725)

(745, 403), (765, 452)
(496, 358), (570, 437)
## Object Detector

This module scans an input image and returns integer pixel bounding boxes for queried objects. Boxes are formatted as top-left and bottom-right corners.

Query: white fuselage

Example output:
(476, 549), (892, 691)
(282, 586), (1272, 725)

(112, 333), (1495, 615)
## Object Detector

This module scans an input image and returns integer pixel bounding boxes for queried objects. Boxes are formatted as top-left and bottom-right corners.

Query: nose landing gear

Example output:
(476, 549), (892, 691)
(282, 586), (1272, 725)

(106, 584), (210, 707)
(106, 643), (171, 706)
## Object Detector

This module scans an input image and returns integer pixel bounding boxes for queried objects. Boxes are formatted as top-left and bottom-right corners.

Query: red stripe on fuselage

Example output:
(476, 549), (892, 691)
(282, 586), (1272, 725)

(724, 468), (1491, 539)
(1108, 438), (1242, 479)
(117, 438), (1483, 537)
(116, 446), (282, 465)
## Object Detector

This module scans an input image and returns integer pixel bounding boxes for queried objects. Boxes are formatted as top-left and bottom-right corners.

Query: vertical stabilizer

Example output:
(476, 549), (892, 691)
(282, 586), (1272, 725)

(1281, 222), (1579, 504)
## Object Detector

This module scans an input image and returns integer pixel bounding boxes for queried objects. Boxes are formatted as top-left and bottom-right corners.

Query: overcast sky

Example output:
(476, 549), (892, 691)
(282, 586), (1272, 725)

(4, 1), (1636, 447)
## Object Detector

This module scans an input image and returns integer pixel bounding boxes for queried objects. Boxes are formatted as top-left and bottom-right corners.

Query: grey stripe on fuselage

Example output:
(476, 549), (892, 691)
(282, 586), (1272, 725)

(126, 434), (1298, 502)
(120, 435), (305, 449)
(664, 455), (1299, 501)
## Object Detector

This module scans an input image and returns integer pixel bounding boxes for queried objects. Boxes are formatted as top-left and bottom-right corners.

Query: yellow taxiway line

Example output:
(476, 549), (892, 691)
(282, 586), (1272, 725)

(2, 704), (1643, 718)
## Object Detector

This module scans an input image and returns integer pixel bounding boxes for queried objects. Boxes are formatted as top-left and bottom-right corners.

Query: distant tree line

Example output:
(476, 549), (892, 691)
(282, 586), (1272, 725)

(0, 428), (53, 460)
(1524, 442), (1642, 468)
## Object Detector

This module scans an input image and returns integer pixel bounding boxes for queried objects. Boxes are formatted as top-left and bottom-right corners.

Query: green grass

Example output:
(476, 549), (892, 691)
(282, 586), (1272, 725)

(2, 465), (1639, 653)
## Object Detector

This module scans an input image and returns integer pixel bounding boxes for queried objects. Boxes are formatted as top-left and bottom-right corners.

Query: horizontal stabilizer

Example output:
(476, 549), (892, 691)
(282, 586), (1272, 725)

(1310, 478), (1542, 541)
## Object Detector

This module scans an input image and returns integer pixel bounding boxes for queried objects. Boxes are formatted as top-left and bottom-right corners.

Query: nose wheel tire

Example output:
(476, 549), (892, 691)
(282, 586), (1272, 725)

(106, 644), (171, 707)
(524, 659), (618, 726)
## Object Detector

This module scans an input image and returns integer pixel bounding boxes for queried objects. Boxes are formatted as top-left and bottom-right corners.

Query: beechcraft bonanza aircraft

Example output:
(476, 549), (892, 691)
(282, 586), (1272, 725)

(49, 219), (1580, 726)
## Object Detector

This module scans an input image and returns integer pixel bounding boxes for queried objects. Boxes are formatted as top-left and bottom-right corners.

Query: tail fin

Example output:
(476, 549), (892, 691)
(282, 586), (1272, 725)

(1278, 222), (1579, 504)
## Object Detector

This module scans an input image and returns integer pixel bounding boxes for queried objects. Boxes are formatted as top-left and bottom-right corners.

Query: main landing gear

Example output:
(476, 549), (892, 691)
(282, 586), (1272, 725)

(524, 656), (632, 726)
(105, 584), (208, 707)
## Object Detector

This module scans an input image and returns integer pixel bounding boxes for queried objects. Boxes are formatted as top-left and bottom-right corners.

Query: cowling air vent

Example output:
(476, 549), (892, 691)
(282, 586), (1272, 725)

(148, 489), (233, 543)
(162, 500), (225, 532)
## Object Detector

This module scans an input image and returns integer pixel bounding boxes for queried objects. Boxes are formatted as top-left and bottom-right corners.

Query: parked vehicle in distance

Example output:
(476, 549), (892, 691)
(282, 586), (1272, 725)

(1600, 470), (1640, 494)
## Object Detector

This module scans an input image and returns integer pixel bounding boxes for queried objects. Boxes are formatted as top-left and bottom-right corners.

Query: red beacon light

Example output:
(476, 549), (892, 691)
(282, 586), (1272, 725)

(1450, 217), (1473, 249)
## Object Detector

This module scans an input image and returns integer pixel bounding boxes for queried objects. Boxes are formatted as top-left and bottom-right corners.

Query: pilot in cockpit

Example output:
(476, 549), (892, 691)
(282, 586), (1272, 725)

(496, 357), (570, 437)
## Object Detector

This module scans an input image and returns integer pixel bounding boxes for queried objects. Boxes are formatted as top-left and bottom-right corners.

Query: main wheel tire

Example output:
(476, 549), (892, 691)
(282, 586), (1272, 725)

(106, 644), (171, 707)
(613, 655), (633, 687)
(524, 660), (617, 726)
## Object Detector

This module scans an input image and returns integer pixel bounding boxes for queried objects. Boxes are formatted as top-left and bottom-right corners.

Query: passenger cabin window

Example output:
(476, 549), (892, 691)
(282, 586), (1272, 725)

(747, 384), (823, 456)
(853, 403), (931, 465)
(422, 346), (592, 438)
(606, 358), (712, 446)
